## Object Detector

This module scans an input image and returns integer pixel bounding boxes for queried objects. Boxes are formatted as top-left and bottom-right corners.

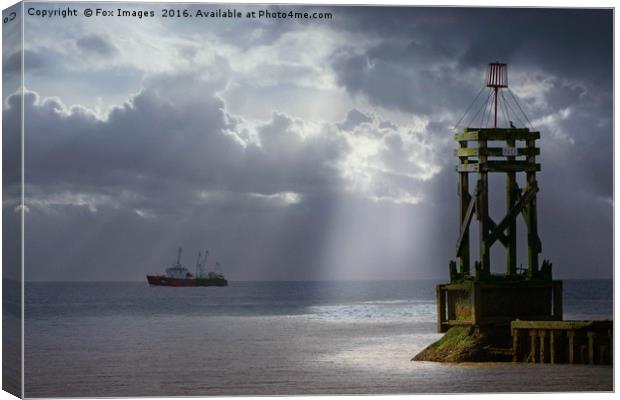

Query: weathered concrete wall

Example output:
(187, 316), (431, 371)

(450, 290), (472, 321)
(437, 280), (562, 332)
(481, 285), (551, 317)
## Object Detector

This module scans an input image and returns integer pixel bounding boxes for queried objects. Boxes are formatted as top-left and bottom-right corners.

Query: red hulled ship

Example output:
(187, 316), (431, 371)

(147, 247), (228, 287)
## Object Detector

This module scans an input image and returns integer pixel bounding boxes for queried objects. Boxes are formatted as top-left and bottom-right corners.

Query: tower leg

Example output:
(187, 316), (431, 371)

(526, 138), (539, 277)
(506, 138), (517, 276)
(478, 139), (490, 276)
(459, 171), (470, 275)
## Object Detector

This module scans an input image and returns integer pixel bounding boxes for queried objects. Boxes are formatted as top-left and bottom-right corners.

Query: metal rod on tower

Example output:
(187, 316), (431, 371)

(486, 62), (508, 128)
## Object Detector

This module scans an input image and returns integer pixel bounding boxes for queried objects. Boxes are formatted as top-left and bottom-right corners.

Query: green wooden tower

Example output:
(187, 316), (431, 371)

(436, 63), (563, 333)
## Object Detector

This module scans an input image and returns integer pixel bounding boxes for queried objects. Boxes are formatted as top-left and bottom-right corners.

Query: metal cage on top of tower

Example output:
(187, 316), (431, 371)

(486, 62), (508, 88)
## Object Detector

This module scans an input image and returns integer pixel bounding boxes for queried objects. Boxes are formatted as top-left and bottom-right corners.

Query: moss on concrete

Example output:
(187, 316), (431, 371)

(412, 326), (512, 362)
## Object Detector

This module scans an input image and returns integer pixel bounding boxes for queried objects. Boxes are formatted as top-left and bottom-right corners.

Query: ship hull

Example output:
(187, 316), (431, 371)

(146, 275), (228, 287)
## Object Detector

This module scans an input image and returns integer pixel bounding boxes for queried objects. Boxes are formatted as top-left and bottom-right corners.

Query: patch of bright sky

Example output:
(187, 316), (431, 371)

(21, 4), (369, 123)
(22, 3), (196, 112)
(20, 2), (448, 208)
(509, 69), (556, 112)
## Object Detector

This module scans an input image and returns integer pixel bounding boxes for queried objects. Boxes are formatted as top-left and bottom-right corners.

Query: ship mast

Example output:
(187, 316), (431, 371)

(176, 246), (183, 267)
(203, 250), (209, 273)
(195, 251), (202, 277)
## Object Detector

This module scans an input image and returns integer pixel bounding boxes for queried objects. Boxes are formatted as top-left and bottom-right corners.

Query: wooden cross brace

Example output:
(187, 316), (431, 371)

(456, 193), (475, 257)
(456, 182), (541, 257)
(487, 185), (539, 248)
(487, 218), (510, 247)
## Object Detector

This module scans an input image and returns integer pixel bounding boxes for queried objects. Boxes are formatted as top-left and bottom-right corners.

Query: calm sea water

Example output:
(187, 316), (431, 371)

(24, 280), (612, 397)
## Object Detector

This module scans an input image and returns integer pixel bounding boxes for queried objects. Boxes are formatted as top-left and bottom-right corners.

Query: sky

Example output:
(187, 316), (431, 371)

(2, 4), (613, 281)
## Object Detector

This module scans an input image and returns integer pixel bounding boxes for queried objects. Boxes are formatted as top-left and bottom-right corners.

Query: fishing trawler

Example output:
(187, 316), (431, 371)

(146, 247), (228, 286)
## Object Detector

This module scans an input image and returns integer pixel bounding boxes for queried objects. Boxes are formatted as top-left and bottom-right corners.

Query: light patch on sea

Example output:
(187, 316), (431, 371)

(305, 299), (436, 322)
(318, 332), (443, 372)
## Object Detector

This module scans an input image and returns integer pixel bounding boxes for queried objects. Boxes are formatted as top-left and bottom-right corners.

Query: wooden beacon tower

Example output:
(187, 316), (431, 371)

(437, 63), (562, 333)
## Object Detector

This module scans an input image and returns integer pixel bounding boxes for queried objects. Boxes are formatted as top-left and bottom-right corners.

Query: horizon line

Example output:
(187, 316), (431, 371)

(12, 277), (614, 284)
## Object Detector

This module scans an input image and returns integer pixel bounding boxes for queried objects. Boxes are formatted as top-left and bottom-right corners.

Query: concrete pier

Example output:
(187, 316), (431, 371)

(511, 320), (612, 365)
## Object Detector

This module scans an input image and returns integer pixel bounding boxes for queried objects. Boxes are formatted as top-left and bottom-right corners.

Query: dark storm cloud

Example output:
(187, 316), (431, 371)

(13, 68), (348, 221)
(455, 9), (612, 86)
(334, 7), (611, 81)
(2, 91), (21, 188)
(329, 8), (612, 114)
(337, 109), (373, 131)
(332, 48), (476, 115)
(75, 34), (118, 56)
(3, 49), (47, 76)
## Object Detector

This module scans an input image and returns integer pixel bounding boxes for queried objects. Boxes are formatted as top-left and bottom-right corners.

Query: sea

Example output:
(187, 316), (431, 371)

(23, 280), (613, 397)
